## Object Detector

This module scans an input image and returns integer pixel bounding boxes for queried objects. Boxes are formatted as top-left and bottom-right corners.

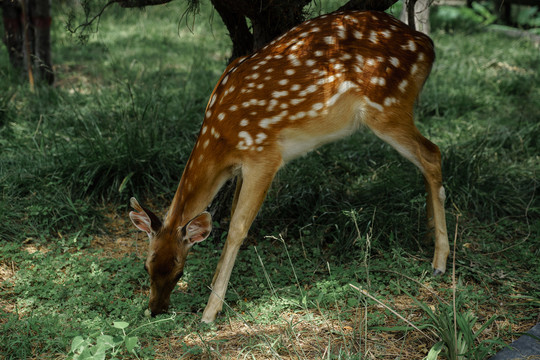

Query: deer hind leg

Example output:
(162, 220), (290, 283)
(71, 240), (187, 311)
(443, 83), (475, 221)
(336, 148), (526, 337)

(202, 161), (279, 323)
(369, 117), (449, 275)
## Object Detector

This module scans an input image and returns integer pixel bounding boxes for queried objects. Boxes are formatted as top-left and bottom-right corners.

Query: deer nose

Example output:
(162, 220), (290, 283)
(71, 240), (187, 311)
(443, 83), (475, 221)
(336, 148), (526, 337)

(150, 305), (168, 317)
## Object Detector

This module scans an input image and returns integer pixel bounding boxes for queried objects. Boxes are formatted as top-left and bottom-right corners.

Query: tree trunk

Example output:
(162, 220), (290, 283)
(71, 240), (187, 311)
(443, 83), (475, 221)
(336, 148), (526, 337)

(1, 0), (24, 74)
(210, 0), (253, 61)
(29, 0), (54, 84)
(209, 0), (310, 59)
(1, 0), (54, 84)
(400, 0), (431, 35)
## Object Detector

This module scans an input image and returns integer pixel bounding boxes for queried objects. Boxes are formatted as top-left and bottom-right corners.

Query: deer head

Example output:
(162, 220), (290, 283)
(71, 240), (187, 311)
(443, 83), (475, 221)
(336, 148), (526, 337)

(129, 197), (212, 316)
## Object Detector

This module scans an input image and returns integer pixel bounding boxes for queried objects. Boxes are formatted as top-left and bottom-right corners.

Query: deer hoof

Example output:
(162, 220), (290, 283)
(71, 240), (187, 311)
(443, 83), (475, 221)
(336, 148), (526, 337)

(432, 268), (445, 276)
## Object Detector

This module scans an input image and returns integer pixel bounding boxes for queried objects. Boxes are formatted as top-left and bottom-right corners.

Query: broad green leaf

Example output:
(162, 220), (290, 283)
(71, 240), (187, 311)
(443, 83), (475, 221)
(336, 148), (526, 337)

(96, 334), (115, 349)
(113, 321), (129, 330)
(423, 341), (444, 360)
(71, 336), (87, 353)
(125, 336), (139, 353)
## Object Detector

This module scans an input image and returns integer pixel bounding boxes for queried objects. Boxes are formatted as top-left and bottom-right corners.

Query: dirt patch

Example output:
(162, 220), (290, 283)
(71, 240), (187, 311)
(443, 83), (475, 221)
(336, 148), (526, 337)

(0, 260), (18, 318)
(152, 308), (439, 360)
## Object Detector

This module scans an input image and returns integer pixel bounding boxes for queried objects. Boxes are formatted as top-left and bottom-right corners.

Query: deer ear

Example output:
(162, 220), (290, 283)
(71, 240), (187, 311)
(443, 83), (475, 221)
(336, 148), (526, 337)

(182, 212), (212, 245)
(129, 197), (161, 237)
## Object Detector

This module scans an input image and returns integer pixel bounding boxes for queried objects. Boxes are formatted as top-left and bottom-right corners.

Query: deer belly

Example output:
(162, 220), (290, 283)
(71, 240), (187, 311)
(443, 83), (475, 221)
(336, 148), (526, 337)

(277, 96), (367, 163)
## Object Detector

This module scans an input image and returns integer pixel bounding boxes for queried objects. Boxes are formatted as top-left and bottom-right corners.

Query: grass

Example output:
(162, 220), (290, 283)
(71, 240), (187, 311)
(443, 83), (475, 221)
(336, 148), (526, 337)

(1, 1), (539, 359)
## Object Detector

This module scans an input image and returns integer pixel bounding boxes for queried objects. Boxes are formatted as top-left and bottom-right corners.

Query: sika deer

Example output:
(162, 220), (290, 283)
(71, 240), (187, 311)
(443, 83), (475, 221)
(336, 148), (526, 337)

(130, 10), (449, 323)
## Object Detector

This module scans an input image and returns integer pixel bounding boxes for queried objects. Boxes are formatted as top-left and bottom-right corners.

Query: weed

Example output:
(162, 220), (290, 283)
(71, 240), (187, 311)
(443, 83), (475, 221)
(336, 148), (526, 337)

(411, 291), (504, 360)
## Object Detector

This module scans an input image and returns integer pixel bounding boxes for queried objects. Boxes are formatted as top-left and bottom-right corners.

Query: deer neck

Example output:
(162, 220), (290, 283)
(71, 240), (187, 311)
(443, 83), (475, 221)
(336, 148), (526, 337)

(164, 150), (236, 232)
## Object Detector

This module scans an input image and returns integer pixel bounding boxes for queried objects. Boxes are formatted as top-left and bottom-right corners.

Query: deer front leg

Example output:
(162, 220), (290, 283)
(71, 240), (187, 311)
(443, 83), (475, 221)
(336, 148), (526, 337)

(211, 175), (244, 289)
(202, 163), (277, 323)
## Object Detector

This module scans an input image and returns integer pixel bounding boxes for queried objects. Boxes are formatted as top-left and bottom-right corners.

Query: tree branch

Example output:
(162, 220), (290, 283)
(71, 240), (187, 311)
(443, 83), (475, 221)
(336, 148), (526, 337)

(68, 0), (173, 36)
(338, 0), (399, 12)
(116, 0), (172, 8)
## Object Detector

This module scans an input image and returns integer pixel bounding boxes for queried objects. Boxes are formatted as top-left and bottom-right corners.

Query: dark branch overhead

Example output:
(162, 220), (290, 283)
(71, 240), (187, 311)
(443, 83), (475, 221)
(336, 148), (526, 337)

(338, 0), (399, 11)
(67, 0), (403, 61)
(116, 0), (173, 7)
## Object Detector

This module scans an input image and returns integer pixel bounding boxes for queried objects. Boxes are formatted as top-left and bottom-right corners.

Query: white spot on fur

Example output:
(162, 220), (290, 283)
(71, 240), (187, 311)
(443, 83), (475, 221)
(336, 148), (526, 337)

(390, 57), (400, 67)
(369, 31), (378, 43)
(272, 90), (289, 98)
(327, 81), (357, 106)
(399, 79), (408, 92)
(259, 110), (287, 128)
(402, 40), (417, 51)
(299, 84), (318, 97)
(324, 36), (336, 45)
(267, 99), (279, 112)
(237, 135), (252, 150)
(370, 77), (386, 86)
(312, 102), (324, 111)
(364, 96), (383, 112)
(290, 111), (306, 121)
(288, 54), (302, 67)
(209, 94), (217, 107)
(255, 133), (267, 144)
(384, 97), (397, 106)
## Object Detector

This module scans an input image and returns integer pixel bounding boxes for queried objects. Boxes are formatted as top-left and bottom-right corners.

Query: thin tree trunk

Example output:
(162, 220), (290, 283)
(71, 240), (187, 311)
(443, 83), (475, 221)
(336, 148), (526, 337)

(29, 0), (54, 84)
(20, 0), (35, 90)
(1, 0), (24, 74)
(400, 0), (431, 35)
(210, 0), (253, 61)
